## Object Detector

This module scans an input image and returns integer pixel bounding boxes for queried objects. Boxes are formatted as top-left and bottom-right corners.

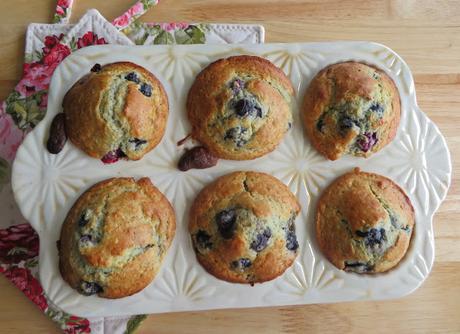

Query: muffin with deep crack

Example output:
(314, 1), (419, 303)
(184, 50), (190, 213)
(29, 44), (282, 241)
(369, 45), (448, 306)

(63, 62), (168, 163)
(189, 171), (301, 284)
(58, 177), (175, 298)
(187, 55), (295, 160)
(316, 168), (414, 274)
(302, 61), (400, 160)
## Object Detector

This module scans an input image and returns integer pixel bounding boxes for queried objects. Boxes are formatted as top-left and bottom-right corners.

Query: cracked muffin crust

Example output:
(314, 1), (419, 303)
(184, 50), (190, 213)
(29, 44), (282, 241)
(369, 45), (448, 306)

(63, 62), (169, 163)
(59, 177), (175, 298)
(189, 171), (301, 284)
(187, 55), (295, 160)
(302, 61), (400, 160)
(316, 168), (414, 274)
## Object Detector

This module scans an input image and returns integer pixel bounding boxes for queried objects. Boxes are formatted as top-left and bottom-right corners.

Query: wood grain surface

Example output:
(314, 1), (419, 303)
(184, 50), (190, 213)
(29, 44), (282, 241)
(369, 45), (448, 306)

(0, 1), (458, 333)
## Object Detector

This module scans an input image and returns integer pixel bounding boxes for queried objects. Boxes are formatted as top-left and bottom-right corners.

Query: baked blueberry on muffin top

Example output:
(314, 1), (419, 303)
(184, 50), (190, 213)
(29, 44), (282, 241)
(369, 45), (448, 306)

(302, 61), (400, 160)
(316, 168), (414, 274)
(189, 171), (301, 284)
(187, 55), (295, 160)
(58, 177), (175, 298)
(63, 62), (169, 163)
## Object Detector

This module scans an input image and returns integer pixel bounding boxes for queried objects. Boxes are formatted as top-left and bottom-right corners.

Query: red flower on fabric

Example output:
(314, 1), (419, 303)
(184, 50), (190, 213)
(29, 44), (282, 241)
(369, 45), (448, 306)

(17, 62), (54, 96)
(112, 13), (129, 28)
(56, 6), (65, 16)
(57, 0), (72, 8)
(0, 224), (39, 264)
(2, 267), (48, 311)
(42, 43), (71, 66)
(42, 34), (64, 55)
(64, 316), (91, 334)
(17, 36), (70, 97)
(76, 32), (107, 49)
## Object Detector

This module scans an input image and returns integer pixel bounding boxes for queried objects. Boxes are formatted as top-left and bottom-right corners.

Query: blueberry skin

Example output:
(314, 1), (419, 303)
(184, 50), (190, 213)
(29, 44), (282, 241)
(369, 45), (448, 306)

(129, 138), (147, 150)
(316, 118), (325, 133)
(285, 216), (299, 251)
(224, 126), (248, 147)
(369, 102), (384, 117)
(215, 209), (237, 239)
(78, 213), (89, 227)
(339, 116), (357, 135)
(125, 72), (140, 84)
(139, 83), (152, 97)
(195, 230), (213, 250)
(250, 228), (272, 252)
(355, 228), (386, 250)
(344, 261), (373, 273)
(233, 99), (262, 118)
(90, 63), (102, 72)
(286, 231), (299, 251)
(231, 258), (252, 270)
(79, 234), (93, 247)
(401, 225), (411, 233)
(79, 281), (103, 296)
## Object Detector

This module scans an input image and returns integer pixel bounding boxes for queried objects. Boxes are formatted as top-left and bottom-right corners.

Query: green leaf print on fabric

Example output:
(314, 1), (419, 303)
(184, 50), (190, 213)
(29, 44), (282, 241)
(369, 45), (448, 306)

(134, 31), (150, 45)
(125, 314), (148, 334)
(174, 25), (206, 44)
(68, 37), (78, 51)
(141, 0), (157, 7)
(5, 91), (47, 130)
(25, 257), (39, 269)
(154, 30), (174, 45)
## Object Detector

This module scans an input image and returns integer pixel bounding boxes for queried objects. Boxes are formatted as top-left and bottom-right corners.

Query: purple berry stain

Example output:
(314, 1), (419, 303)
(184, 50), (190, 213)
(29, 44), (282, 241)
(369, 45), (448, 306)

(101, 148), (126, 164)
(357, 132), (378, 152)
(231, 79), (245, 94)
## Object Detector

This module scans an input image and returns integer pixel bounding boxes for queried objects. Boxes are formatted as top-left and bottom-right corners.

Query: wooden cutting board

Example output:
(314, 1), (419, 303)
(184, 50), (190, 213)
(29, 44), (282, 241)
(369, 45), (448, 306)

(0, 0), (458, 333)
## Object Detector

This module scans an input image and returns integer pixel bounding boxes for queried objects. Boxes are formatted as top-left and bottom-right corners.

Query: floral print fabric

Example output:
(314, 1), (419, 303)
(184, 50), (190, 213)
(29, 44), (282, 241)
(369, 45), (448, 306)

(53, 0), (74, 24)
(112, 1), (160, 30)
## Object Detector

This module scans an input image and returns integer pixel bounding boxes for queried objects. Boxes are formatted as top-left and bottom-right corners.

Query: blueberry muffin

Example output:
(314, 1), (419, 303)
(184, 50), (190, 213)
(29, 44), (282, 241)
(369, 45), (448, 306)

(187, 55), (295, 160)
(316, 168), (414, 274)
(59, 177), (175, 298)
(63, 62), (169, 163)
(303, 61), (400, 160)
(189, 171), (301, 284)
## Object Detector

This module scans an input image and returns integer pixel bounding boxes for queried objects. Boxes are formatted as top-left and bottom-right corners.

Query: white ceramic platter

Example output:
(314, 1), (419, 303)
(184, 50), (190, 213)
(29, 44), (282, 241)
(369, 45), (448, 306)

(11, 42), (451, 317)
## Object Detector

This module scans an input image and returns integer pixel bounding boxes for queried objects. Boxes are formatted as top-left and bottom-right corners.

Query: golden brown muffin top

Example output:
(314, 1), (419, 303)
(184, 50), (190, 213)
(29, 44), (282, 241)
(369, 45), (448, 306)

(189, 171), (300, 284)
(316, 168), (414, 274)
(187, 55), (295, 160)
(303, 61), (400, 160)
(63, 62), (169, 163)
(59, 177), (175, 298)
